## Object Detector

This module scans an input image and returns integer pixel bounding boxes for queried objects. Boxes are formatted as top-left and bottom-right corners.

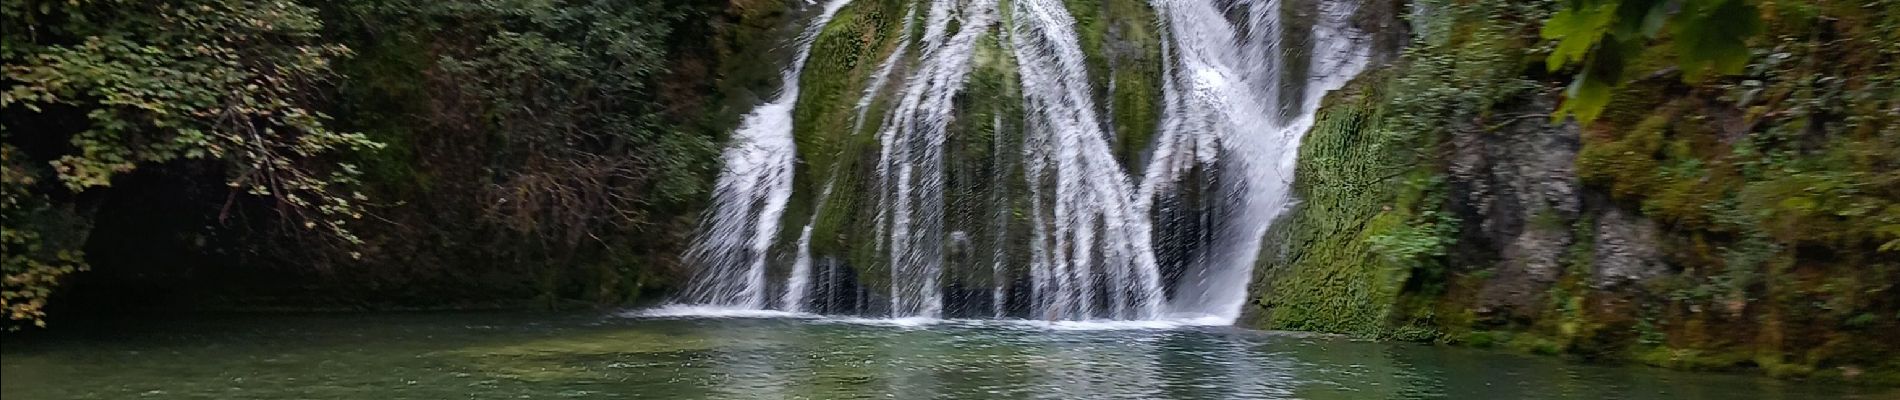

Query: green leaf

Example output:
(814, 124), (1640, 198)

(1542, 0), (1622, 72)
(1609, 0), (1667, 38)
(1672, 0), (1763, 81)
(1637, 0), (1670, 37)
(1555, 70), (1615, 123)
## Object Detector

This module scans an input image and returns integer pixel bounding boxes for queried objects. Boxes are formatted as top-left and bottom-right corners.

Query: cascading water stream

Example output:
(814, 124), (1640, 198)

(680, 0), (854, 308)
(1150, 0), (1373, 323)
(674, 0), (1370, 324)
(873, 0), (1000, 318)
(786, 3), (924, 314)
(1011, 0), (1168, 321)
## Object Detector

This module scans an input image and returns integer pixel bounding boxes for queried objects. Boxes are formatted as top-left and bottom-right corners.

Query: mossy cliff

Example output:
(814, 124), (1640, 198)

(1250, 0), (1900, 384)
(761, 0), (1172, 314)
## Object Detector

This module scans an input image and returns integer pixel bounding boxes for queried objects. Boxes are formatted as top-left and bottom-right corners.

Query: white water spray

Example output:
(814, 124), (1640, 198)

(682, 0), (856, 308)
(678, 0), (1371, 324)
(1152, 0), (1373, 323)
(1012, 0), (1168, 320)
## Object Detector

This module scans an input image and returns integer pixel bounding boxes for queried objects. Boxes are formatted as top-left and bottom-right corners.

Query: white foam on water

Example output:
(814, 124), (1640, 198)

(819, 316), (946, 328)
(835, 316), (1228, 331)
(996, 317), (1227, 331)
(629, 307), (1228, 332)
(630, 305), (821, 319)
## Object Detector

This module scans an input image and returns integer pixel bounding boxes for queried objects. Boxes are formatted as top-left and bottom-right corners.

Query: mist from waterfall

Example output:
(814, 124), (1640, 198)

(676, 0), (1370, 324)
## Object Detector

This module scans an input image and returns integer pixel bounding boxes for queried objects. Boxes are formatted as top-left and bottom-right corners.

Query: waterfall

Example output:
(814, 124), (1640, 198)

(676, 0), (1370, 324)
(781, 180), (827, 312)
(873, 0), (1000, 319)
(786, 3), (924, 314)
(989, 112), (1011, 319)
(681, 0), (854, 308)
(1153, 0), (1373, 323)
(1011, 0), (1167, 320)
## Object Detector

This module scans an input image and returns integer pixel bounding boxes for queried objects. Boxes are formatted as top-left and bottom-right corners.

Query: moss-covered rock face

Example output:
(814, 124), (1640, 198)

(1062, 0), (1164, 169)
(1255, 0), (1899, 384)
(762, 0), (1184, 316)
(1248, 70), (1435, 335)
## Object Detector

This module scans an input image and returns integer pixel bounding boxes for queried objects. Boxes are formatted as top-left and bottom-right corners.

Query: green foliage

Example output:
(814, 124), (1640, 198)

(1542, 0), (1763, 122)
(2, 0), (381, 325)
(1499, 0), (1897, 378)
(0, 0), (735, 320)
(316, 0), (720, 305)
(1286, 0), (1897, 381)
(1669, 0), (1762, 80)
(426, 0), (711, 212)
(0, 146), (85, 327)
(1368, 207), (1459, 293)
(1255, 0), (1548, 337)
(2, 0), (378, 235)
(1395, 0), (1546, 127)
(1255, 68), (1439, 335)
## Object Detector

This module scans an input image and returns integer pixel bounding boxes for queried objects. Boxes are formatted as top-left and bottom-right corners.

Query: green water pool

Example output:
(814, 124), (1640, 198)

(2, 311), (1888, 399)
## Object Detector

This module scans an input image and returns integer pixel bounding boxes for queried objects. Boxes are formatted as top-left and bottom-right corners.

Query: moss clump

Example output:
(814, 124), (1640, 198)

(781, 0), (915, 293)
(1252, 66), (1449, 336)
(1263, 0), (1899, 384)
(1577, 110), (1670, 201)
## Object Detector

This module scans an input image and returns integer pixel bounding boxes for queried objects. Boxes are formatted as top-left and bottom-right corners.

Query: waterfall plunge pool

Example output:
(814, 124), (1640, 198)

(3, 311), (1887, 399)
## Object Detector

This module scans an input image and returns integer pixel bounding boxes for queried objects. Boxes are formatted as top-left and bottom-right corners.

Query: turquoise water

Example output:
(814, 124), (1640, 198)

(2, 312), (1888, 399)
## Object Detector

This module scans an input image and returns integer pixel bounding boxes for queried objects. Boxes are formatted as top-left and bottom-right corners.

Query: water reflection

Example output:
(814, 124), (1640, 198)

(1, 313), (1889, 400)
(704, 323), (795, 400)
(1154, 331), (1291, 399)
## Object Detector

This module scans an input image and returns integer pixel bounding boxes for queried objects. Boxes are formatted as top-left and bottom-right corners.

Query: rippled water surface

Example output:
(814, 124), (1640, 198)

(2, 312), (1888, 399)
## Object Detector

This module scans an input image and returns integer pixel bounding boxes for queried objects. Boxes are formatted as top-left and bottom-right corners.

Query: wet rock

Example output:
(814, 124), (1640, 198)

(1591, 205), (1665, 289)
(1449, 95), (1584, 320)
